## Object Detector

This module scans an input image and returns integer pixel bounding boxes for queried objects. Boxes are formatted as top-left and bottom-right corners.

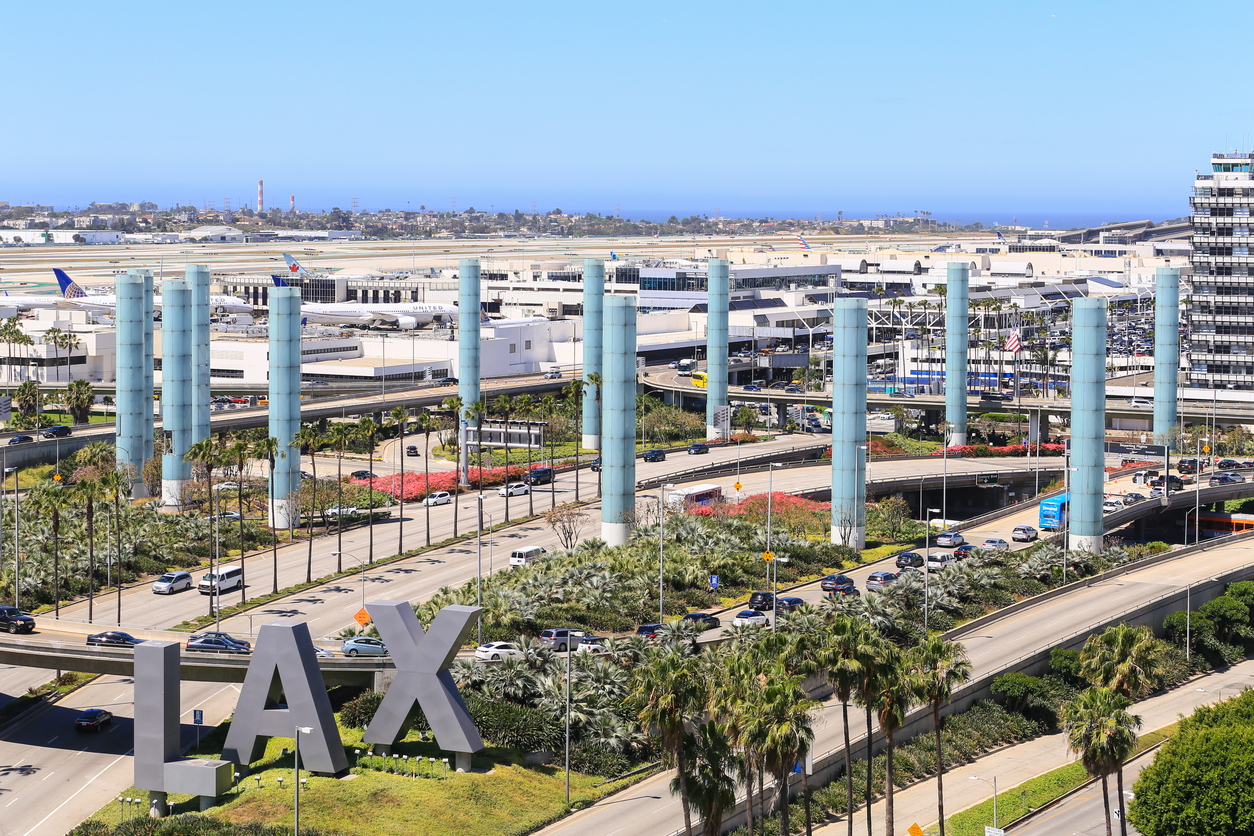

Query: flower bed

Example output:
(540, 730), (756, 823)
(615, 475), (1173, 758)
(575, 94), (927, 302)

(932, 442), (1066, 458)
(355, 464), (532, 501)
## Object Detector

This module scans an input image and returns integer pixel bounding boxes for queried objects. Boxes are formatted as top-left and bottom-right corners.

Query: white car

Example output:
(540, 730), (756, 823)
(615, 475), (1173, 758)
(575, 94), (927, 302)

(212, 481), (241, 492)
(980, 538), (1011, 552)
(323, 505), (358, 517)
(925, 554), (955, 572)
(1103, 499), (1123, 513)
(576, 639), (609, 655)
(475, 641), (524, 661)
(498, 482), (530, 497)
(151, 571), (193, 594)
(732, 610), (769, 627)
(423, 492), (452, 506)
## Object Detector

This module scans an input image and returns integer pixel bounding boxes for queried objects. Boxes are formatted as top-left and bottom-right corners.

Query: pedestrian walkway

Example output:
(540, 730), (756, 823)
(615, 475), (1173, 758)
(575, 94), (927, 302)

(812, 658), (1254, 836)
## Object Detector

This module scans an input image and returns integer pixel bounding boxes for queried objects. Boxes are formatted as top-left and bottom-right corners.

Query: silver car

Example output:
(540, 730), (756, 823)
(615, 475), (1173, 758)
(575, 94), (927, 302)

(933, 531), (964, 547)
(152, 571), (193, 594)
(341, 637), (388, 657)
(980, 538), (1011, 552)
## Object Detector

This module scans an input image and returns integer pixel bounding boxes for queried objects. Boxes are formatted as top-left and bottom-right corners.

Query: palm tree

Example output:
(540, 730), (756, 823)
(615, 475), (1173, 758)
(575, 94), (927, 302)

(493, 394), (515, 522)
(514, 394), (536, 517)
(826, 615), (877, 836)
(1062, 687), (1141, 836)
(29, 482), (71, 616)
(749, 666), (815, 836)
(185, 437), (221, 616)
(252, 436), (283, 594)
(75, 477), (106, 622)
(15, 380), (39, 418)
(540, 394), (560, 510)
(872, 646), (914, 836)
(65, 379), (94, 425)
(43, 326), (63, 382)
(1030, 344), (1061, 400)
(356, 417), (379, 565)
(584, 374), (602, 498)
(441, 395), (465, 539)
(325, 422), (354, 572)
(563, 379), (585, 502)
(292, 425), (320, 583)
(385, 405), (409, 557)
(418, 413), (436, 545)
(61, 332), (82, 382)
(226, 439), (250, 588)
(0, 315), (20, 393)
(854, 632), (892, 836)
(910, 635), (972, 836)
(630, 649), (701, 836)
(100, 467), (129, 624)
(1079, 624), (1163, 699)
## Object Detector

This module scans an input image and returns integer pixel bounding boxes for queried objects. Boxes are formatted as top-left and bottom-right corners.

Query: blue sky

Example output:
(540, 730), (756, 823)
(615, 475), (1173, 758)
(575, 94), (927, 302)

(2, 1), (1251, 225)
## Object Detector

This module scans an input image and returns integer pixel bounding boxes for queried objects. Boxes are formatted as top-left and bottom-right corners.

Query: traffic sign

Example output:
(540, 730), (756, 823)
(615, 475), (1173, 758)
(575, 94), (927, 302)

(354, 608), (371, 627)
(985, 827), (1004, 836)
(762, 550), (775, 563)
(53, 473), (61, 481)
(193, 710), (203, 725)
(709, 575), (719, 589)
(976, 474), (999, 487)
(733, 481), (742, 492)
(908, 825), (925, 836)
(1204, 445), (1211, 454)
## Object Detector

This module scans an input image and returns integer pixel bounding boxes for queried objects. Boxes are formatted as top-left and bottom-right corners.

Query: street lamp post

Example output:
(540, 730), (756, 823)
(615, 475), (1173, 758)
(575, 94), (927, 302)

(332, 551), (367, 613)
(461, 497), (485, 644)
(924, 507), (940, 631)
(969, 775), (999, 828)
(294, 725), (312, 836)
(1063, 463), (1078, 581)
(767, 462), (783, 631)
(659, 483), (675, 624)
(1195, 436), (1209, 547)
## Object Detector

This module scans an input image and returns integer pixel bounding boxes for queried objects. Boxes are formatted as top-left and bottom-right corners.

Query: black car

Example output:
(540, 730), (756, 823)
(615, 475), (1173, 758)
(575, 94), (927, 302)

(7, 435), (33, 445)
(687, 443), (710, 455)
(895, 551), (924, 569)
(642, 449), (667, 463)
(1219, 459), (1240, 471)
(0, 605), (34, 634)
(75, 708), (113, 732)
(525, 467), (555, 485)
(186, 636), (250, 654)
(775, 596), (805, 613)
(86, 631), (142, 648)
(43, 425), (72, 438)
(438, 377), (459, 385)
(635, 623), (662, 640)
(589, 459), (601, 472)
(405, 445), (419, 457)
(784, 385), (803, 394)
(680, 612), (721, 631)
(743, 383), (763, 392)
(820, 573), (859, 596)
(189, 631), (251, 651)
(748, 590), (775, 609)
(350, 470), (377, 480)
(979, 391), (1013, 402)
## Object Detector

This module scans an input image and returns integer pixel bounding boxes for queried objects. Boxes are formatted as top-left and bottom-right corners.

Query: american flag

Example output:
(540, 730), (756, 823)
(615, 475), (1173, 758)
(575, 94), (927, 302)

(1003, 332), (1022, 353)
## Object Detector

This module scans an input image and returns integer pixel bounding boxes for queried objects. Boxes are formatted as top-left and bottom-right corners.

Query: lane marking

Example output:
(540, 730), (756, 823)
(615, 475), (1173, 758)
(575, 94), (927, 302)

(40, 771), (55, 781)
(21, 750), (131, 836)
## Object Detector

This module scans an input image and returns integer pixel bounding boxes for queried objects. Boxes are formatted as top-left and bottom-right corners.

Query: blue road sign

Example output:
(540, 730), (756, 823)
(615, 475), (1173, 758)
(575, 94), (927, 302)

(193, 709), (203, 725)
(710, 575), (719, 589)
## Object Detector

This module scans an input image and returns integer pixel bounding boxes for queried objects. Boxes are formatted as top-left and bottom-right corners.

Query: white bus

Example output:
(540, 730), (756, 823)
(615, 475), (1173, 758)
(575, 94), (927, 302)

(677, 358), (695, 376)
(666, 483), (723, 509)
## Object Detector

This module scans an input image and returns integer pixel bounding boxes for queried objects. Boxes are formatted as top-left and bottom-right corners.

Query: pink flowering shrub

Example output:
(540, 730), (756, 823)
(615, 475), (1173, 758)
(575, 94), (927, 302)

(931, 443), (1066, 458)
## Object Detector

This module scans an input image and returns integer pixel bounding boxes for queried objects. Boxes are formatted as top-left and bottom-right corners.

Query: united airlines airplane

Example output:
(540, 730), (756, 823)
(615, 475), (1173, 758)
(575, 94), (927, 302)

(271, 274), (458, 329)
(54, 269), (252, 314)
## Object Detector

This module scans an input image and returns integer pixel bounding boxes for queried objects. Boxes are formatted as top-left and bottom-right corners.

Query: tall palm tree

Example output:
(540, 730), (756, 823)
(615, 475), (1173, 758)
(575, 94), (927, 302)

(292, 425), (320, 583)
(563, 379), (585, 502)
(325, 422), (353, 573)
(43, 327), (63, 382)
(749, 666), (815, 836)
(100, 467), (130, 624)
(61, 332), (81, 382)
(910, 635), (972, 836)
(252, 435), (283, 594)
(75, 477), (106, 623)
(385, 405), (409, 556)
(464, 401), (489, 544)
(872, 646), (913, 836)
(630, 649), (701, 836)
(29, 482), (71, 616)
(0, 315), (20, 393)
(185, 437), (221, 616)
(825, 615), (876, 836)
(356, 417), (379, 565)
(492, 394), (515, 522)
(1062, 687), (1141, 836)
(441, 395), (465, 539)
(65, 379), (94, 425)
(540, 394), (560, 510)
(226, 439), (250, 587)
(854, 632), (892, 836)
(1030, 344), (1061, 400)
(1079, 624), (1163, 699)
(418, 413), (436, 546)
(514, 394), (535, 517)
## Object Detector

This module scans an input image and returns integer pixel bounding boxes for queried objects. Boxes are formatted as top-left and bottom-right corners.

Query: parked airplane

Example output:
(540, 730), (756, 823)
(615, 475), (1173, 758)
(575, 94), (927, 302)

(1, 289), (68, 312)
(270, 275), (458, 329)
(54, 269), (252, 314)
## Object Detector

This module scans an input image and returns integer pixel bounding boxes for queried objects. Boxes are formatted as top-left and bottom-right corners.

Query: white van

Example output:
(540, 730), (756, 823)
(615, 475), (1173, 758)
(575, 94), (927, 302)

(199, 566), (244, 595)
(509, 546), (547, 568)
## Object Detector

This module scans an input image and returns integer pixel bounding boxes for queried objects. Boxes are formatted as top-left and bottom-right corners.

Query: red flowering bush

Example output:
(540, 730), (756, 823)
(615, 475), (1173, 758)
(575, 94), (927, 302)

(684, 491), (832, 535)
(729, 433), (760, 444)
(353, 464), (533, 501)
(931, 443), (1065, 458)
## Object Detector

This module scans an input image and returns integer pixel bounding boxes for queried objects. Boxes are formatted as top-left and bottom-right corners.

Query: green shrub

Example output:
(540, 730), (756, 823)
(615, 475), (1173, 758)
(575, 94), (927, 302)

(569, 744), (631, 778)
(340, 690), (386, 730)
(464, 694), (563, 752)
(1226, 580), (1254, 613)
(1048, 647), (1085, 685)
(1198, 595), (1250, 643)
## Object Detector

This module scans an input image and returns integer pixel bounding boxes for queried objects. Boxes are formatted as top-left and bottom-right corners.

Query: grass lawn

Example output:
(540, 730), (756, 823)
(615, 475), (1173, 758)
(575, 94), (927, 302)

(82, 716), (632, 836)
(5, 463), (55, 490)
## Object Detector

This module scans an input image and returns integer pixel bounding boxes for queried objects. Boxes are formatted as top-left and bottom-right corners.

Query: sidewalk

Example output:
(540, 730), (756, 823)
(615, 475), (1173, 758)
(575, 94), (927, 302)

(812, 658), (1254, 836)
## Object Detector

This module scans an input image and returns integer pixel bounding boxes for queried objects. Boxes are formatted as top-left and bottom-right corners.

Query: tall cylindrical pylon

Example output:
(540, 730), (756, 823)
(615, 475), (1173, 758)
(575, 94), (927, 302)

(257, 180), (264, 213)
(160, 279), (192, 506)
(830, 298), (868, 549)
(1153, 267), (1180, 448)
(142, 270), (155, 463)
(601, 296), (637, 547)
(581, 259), (604, 450)
(457, 259), (481, 485)
(116, 271), (149, 497)
(268, 286), (303, 528)
(945, 262), (969, 445)
(706, 259), (729, 438)
(1070, 298), (1107, 554)
(188, 265), (211, 444)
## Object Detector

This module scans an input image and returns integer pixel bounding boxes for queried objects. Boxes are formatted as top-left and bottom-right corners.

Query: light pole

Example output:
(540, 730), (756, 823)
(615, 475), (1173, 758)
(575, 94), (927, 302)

(332, 551), (367, 613)
(969, 775), (998, 828)
(294, 725), (312, 836)
(565, 637), (571, 804)
(659, 483), (675, 624)
(1063, 463), (1078, 581)
(461, 497), (485, 644)
(484, 511), (495, 576)
(924, 507), (940, 631)
(767, 462), (783, 630)
(1195, 436), (1209, 547)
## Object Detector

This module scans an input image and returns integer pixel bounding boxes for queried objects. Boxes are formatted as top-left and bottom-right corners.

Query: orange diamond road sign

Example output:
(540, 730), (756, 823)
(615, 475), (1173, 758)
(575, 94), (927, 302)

(908, 824), (924, 836)
(354, 608), (371, 627)
(763, 550), (775, 563)
(734, 481), (742, 492)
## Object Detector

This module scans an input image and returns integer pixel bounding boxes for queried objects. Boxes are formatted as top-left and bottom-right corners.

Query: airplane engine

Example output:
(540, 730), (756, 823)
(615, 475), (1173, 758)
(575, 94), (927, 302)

(396, 316), (419, 330)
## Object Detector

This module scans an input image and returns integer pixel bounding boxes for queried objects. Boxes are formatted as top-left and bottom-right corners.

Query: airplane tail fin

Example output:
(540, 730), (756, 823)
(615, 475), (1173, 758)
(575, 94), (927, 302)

(282, 253), (308, 274)
(54, 268), (88, 299)
(610, 251), (618, 261)
(271, 274), (291, 288)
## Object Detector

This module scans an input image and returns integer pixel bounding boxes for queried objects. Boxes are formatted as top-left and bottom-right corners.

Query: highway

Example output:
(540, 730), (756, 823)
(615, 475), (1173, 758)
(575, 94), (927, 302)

(1012, 754), (1149, 835)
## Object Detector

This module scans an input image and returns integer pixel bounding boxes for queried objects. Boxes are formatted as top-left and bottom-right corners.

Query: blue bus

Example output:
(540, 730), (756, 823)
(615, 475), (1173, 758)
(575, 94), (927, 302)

(1039, 493), (1070, 531)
